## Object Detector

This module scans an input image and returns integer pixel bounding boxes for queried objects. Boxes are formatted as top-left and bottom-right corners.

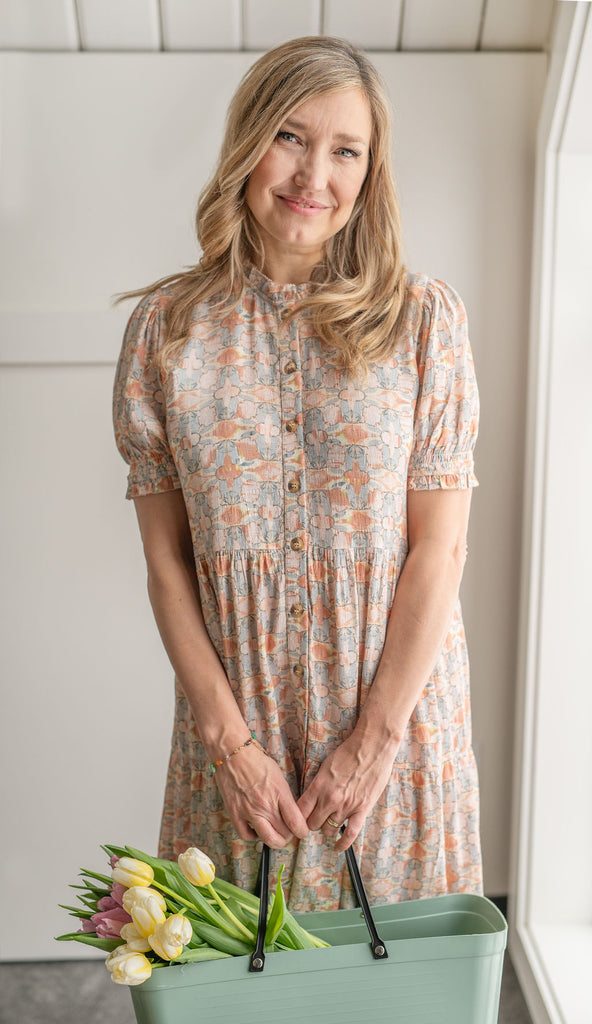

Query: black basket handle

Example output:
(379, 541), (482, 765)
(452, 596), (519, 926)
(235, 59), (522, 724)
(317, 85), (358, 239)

(249, 830), (388, 973)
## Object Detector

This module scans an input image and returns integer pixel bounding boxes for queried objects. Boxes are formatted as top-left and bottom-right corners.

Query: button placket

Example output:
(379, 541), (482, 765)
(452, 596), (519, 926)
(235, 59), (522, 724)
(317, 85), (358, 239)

(280, 322), (308, 686)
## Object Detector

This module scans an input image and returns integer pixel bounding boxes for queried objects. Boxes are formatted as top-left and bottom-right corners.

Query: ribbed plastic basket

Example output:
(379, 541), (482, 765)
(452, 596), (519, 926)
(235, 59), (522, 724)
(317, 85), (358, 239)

(130, 892), (507, 1024)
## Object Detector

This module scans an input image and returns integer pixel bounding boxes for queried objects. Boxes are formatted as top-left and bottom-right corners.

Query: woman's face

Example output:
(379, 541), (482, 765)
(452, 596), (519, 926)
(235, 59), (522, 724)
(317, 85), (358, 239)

(245, 88), (372, 281)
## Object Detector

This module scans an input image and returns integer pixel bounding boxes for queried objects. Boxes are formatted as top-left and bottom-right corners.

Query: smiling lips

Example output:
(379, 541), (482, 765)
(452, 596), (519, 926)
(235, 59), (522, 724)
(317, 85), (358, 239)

(278, 194), (329, 214)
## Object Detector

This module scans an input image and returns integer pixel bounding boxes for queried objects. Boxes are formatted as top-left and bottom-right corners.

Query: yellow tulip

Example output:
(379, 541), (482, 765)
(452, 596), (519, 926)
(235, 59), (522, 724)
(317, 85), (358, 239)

(111, 857), (154, 888)
(178, 847), (215, 886)
(122, 887), (167, 938)
(119, 922), (151, 952)
(148, 913), (193, 961)
(105, 945), (152, 986)
(122, 886), (166, 913)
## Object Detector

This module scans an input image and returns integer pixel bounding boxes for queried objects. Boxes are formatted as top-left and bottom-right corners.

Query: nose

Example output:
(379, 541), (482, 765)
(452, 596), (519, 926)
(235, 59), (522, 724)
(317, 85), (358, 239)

(293, 148), (329, 193)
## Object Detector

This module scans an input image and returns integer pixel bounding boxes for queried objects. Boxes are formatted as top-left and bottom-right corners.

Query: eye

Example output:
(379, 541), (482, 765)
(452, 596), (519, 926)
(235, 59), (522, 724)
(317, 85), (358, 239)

(276, 130), (299, 144)
(336, 147), (361, 159)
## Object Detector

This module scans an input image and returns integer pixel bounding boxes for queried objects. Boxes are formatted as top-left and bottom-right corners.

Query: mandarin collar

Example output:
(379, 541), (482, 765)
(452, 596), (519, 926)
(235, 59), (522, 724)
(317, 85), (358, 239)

(246, 264), (315, 306)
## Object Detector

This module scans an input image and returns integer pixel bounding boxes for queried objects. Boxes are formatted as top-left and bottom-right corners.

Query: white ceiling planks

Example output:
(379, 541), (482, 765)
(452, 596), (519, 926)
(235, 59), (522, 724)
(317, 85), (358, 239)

(243, 0), (321, 51)
(0, 0), (79, 50)
(480, 0), (555, 50)
(161, 0), (241, 50)
(76, 0), (161, 50)
(323, 0), (403, 50)
(402, 0), (483, 51)
(0, 0), (557, 53)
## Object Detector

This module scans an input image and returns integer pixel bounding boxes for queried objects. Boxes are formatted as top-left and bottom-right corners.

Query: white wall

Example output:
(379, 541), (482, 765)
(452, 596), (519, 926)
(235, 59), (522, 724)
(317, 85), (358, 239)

(0, 50), (546, 958)
(509, 6), (592, 1022)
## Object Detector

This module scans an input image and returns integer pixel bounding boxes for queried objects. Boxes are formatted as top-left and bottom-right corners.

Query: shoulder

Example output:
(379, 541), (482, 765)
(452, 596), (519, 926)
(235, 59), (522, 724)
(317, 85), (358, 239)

(127, 285), (174, 326)
(403, 271), (468, 348)
(405, 271), (466, 317)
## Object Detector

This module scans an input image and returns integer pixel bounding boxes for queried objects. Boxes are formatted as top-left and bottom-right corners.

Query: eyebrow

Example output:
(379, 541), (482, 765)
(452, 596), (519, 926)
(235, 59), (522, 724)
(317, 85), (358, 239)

(282, 118), (368, 146)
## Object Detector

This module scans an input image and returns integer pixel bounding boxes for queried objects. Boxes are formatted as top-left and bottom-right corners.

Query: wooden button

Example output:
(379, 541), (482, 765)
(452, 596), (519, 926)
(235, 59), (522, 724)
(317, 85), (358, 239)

(288, 478), (300, 493)
(286, 418), (298, 433)
(290, 537), (304, 551)
(293, 664), (305, 677)
(284, 360), (297, 374)
(290, 602), (305, 616)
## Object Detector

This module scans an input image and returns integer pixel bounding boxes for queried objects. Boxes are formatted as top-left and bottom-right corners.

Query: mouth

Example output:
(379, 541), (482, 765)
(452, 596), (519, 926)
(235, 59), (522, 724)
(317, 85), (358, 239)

(277, 194), (329, 213)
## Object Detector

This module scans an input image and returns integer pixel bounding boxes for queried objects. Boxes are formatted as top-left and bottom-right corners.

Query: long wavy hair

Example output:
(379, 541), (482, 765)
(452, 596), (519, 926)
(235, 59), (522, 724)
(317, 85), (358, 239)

(115, 36), (409, 379)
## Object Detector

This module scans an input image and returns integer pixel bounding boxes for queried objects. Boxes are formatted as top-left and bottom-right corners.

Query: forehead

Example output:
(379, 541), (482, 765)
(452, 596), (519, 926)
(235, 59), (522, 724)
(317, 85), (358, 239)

(283, 88), (372, 141)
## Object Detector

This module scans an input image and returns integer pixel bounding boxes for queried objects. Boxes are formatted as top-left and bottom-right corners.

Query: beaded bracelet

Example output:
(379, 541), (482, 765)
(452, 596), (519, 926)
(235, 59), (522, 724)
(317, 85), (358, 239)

(209, 732), (265, 775)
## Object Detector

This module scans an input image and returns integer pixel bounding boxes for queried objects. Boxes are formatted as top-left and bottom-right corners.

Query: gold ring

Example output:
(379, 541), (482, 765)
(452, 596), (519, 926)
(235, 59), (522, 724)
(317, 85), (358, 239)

(326, 817), (341, 829)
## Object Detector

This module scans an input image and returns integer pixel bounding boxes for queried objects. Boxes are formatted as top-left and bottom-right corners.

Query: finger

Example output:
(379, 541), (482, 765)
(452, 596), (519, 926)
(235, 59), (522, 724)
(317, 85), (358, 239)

(296, 787), (318, 821)
(249, 816), (293, 850)
(234, 819), (259, 842)
(334, 810), (365, 852)
(307, 799), (334, 832)
(320, 814), (344, 840)
(279, 795), (310, 840)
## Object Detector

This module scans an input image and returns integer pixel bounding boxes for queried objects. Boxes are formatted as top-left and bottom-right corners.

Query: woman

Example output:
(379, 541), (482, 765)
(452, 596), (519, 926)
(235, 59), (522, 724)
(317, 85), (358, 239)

(113, 36), (482, 911)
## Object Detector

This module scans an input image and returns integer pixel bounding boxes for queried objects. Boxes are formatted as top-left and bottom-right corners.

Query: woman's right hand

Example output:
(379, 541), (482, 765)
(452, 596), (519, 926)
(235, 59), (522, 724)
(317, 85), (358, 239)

(133, 492), (307, 849)
(212, 742), (309, 849)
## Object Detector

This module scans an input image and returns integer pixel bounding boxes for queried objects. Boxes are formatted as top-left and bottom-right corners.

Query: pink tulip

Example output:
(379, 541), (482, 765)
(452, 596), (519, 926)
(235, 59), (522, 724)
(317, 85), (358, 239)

(90, 907), (132, 939)
(97, 896), (119, 912)
(110, 883), (127, 907)
(81, 919), (96, 933)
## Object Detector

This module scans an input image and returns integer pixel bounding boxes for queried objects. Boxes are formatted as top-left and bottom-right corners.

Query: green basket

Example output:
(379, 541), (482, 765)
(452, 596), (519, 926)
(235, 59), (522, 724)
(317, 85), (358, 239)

(130, 892), (507, 1024)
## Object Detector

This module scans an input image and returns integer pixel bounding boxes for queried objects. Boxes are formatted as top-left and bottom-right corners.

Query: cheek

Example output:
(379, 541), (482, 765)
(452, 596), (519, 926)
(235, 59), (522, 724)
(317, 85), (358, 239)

(336, 173), (367, 214)
(248, 149), (289, 194)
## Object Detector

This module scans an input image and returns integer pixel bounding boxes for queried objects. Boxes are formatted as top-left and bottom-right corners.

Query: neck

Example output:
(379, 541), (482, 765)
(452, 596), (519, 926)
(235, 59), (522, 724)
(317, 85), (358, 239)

(260, 242), (322, 285)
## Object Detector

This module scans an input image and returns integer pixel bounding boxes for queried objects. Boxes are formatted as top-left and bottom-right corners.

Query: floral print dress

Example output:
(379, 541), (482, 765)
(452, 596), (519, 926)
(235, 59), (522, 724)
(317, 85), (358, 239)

(113, 266), (482, 911)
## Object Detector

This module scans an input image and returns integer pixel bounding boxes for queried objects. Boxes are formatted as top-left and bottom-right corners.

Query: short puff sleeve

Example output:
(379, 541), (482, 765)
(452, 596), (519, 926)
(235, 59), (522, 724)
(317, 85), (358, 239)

(407, 278), (479, 490)
(113, 291), (181, 500)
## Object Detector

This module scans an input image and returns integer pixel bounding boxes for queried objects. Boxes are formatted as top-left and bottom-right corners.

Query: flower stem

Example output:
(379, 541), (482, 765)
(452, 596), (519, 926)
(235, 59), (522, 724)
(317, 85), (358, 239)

(206, 884), (253, 941)
(151, 880), (199, 915)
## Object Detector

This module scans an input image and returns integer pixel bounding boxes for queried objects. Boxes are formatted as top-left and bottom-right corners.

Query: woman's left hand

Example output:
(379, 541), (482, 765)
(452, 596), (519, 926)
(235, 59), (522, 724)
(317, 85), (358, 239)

(296, 732), (399, 852)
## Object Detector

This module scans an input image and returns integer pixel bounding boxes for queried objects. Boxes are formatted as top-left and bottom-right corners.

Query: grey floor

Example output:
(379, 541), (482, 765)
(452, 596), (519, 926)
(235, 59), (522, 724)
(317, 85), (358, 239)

(0, 954), (532, 1024)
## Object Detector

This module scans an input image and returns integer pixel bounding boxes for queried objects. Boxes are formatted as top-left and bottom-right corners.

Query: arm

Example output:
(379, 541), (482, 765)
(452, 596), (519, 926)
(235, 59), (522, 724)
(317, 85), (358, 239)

(134, 490), (308, 848)
(297, 487), (472, 851)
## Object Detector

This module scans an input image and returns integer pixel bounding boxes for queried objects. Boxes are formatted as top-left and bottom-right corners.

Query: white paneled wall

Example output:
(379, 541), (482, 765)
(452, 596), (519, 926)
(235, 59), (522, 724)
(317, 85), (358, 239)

(0, 0), (78, 49)
(323, 0), (403, 49)
(161, 0), (242, 50)
(242, 0), (321, 50)
(77, 0), (161, 51)
(0, 50), (546, 958)
(401, 0), (483, 50)
(0, 0), (555, 52)
(481, 0), (555, 50)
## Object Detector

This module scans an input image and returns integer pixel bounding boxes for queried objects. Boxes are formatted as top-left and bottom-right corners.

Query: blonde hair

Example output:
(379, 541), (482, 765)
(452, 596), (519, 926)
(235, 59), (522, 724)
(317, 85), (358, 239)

(115, 36), (409, 379)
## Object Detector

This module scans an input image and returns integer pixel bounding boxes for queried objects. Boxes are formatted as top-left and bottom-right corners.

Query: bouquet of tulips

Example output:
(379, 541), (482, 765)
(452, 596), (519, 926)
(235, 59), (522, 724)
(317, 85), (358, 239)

(56, 844), (329, 986)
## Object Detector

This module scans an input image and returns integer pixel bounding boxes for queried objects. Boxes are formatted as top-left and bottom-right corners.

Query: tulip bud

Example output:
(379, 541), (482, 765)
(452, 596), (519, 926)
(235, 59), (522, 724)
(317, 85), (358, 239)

(105, 945), (152, 986)
(111, 857), (154, 889)
(178, 847), (215, 887)
(120, 922), (152, 952)
(148, 914), (193, 961)
(122, 887), (167, 938)
(122, 886), (166, 914)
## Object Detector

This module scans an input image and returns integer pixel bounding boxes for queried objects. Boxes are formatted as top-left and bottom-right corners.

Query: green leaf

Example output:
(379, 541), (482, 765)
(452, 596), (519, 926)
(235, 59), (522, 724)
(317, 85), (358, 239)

(225, 898), (257, 937)
(54, 932), (121, 952)
(276, 912), (330, 950)
(212, 878), (259, 911)
(155, 874), (234, 933)
(80, 868), (113, 887)
(77, 895), (100, 911)
(102, 843), (127, 860)
(58, 904), (94, 920)
(188, 919), (253, 957)
(174, 948), (232, 963)
(265, 865), (286, 948)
